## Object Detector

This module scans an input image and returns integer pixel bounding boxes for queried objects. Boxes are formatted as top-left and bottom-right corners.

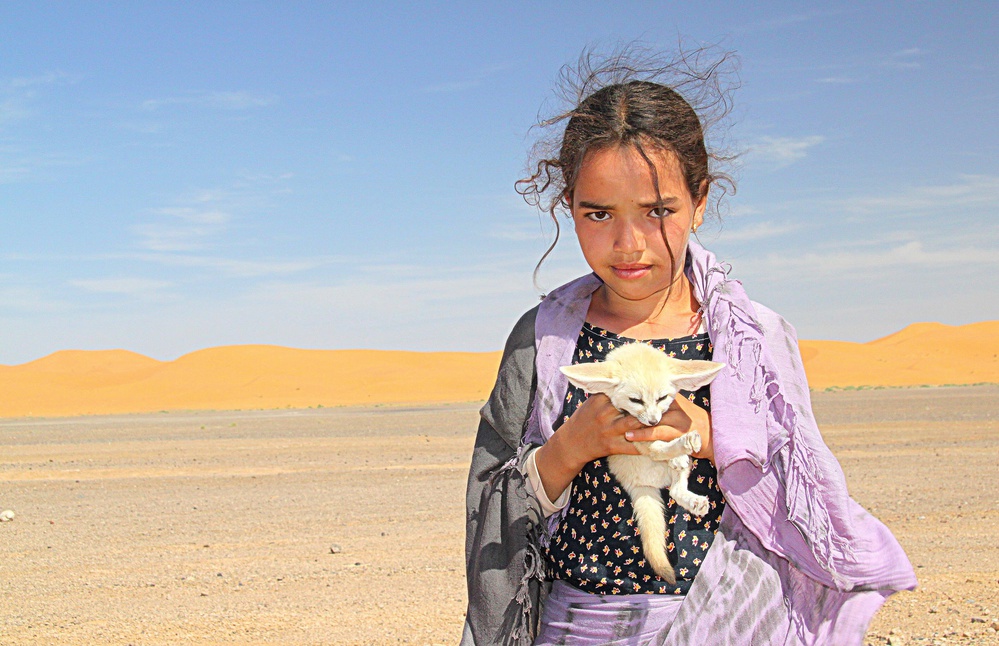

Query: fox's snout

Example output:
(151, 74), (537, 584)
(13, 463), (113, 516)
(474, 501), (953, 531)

(637, 412), (662, 427)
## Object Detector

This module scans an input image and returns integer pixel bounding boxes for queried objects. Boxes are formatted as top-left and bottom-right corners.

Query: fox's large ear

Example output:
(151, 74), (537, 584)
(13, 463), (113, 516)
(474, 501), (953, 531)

(560, 362), (620, 394)
(671, 360), (725, 392)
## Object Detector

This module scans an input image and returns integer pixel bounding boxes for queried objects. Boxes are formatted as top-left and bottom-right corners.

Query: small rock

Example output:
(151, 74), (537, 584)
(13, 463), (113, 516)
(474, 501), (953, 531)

(929, 607), (938, 613)
(888, 637), (902, 646)
(0, 510), (14, 522)
(329, 543), (342, 554)
(971, 617), (985, 623)
(992, 620), (999, 631)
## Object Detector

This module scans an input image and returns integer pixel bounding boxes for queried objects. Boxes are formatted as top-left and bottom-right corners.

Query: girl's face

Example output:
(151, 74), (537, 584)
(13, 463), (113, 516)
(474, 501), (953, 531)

(570, 145), (707, 305)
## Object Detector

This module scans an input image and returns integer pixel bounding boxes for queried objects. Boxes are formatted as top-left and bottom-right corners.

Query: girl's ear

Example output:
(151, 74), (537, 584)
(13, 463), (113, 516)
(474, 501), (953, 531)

(670, 360), (725, 392)
(560, 362), (620, 394)
(692, 182), (708, 230)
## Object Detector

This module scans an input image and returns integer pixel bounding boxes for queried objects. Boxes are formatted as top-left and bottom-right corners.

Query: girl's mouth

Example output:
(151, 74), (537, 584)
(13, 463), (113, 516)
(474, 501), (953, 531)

(611, 264), (652, 279)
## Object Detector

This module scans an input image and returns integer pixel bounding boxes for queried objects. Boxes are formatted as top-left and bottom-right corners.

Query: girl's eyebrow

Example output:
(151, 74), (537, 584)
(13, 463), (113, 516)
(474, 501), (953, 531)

(638, 197), (682, 209)
(577, 197), (682, 210)
(577, 200), (614, 210)
(577, 197), (681, 210)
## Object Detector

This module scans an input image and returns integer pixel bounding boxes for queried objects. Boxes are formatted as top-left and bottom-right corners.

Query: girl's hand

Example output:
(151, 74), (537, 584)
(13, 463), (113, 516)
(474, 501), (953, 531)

(559, 393), (646, 465)
(625, 394), (714, 462)
(534, 394), (643, 502)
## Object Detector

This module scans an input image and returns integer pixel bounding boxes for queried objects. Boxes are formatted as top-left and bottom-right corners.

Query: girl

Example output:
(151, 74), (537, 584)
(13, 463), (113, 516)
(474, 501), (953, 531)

(462, 49), (915, 646)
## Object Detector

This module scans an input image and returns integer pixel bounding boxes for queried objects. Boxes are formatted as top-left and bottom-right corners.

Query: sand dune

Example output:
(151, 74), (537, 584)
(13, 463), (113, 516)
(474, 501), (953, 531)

(1, 321), (996, 417)
(799, 320), (999, 389)
(0, 346), (502, 417)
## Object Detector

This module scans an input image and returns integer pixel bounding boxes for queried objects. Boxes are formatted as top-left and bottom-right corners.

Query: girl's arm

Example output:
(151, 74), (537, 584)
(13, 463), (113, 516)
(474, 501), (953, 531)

(535, 394), (713, 501)
(533, 394), (643, 501)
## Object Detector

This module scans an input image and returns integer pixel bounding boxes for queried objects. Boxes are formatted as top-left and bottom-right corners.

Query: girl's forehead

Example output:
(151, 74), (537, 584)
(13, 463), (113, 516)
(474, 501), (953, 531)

(575, 145), (687, 195)
(581, 145), (681, 175)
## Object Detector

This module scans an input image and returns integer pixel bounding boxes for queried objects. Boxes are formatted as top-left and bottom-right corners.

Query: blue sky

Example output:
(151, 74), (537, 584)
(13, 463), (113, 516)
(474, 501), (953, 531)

(1, 2), (996, 364)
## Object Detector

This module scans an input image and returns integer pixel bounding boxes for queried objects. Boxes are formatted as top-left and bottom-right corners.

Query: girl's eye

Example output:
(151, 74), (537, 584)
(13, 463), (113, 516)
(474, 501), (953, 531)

(650, 207), (673, 218)
(585, 211), (611, 222)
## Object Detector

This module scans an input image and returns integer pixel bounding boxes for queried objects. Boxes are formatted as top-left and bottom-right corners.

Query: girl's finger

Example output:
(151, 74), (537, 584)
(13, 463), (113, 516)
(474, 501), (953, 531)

(625, 424), (683, 443)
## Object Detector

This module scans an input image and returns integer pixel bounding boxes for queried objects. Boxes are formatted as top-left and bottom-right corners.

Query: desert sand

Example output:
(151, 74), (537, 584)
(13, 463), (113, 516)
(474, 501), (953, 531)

(1, 320), (997, 418)
(1, 320), (998, 644)
(2, 386), (998, 645)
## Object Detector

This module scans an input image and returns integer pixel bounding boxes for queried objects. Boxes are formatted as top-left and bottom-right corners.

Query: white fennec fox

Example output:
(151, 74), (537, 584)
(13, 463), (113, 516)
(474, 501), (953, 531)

(560, 342), (725, 584)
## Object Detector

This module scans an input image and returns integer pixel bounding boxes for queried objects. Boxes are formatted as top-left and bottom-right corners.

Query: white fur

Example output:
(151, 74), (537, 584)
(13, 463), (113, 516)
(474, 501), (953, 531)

(560, 342), (724, 584)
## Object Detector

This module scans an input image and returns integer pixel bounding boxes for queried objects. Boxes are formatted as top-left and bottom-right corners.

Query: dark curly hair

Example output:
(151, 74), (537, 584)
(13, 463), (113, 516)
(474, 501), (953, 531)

(517, 44), (739, 288)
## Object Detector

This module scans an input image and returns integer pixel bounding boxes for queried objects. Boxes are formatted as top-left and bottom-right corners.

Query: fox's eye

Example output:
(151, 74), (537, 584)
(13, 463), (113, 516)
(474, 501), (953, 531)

(656, 395), (671, 403)
(628, 397), (643, 405)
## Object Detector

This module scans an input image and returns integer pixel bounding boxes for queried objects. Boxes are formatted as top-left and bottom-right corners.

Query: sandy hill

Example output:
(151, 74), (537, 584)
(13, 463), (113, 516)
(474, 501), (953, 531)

(0, 346), (503, 418)
(1, 321), (996, 417)
(799, 320), (998, 389)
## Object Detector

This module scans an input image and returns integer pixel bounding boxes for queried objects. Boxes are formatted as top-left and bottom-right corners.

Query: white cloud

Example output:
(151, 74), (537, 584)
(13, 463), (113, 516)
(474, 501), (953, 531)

(0, 97), (30, 127)
(0, 282), (67, 313)
(815, 76), (857, 84)
(1, 71), (78, 129)
(732, 9), (846, 33)
(130, 252), (329, 278)
(716, 220), (801, 243)
(69, 278), (172, 295)
(6, 71), (75, 89)
(130, 182), (259, 252)
(132, 207), (232, 252)
(141, 91), (276, 111)
(882, 48), (922, 70)
(841, 174), (999, 216)
(0, 158), (32, 182)
(748, 135), (824, 168)
(154, 207), (231, 225)
(0, 148), (84, 183)
(744, 240), (997, 281)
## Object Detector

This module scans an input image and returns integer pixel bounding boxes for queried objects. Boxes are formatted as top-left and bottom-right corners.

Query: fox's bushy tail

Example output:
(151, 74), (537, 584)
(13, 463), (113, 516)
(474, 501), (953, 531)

(631, 485), (675, 584)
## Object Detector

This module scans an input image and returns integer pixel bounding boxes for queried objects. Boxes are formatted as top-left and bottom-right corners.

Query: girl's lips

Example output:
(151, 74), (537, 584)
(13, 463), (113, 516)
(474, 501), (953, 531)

(611, 264), (651, 279)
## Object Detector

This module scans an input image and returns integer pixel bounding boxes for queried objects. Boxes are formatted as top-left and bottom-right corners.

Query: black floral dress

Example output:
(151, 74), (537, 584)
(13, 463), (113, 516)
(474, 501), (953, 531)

(544, 322), (726, 595)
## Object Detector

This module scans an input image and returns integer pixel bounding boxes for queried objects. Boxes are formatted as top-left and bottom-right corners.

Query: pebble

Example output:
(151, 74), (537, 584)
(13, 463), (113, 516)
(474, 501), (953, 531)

(329, 543), (342, 554)
(0, 510), (14, 522)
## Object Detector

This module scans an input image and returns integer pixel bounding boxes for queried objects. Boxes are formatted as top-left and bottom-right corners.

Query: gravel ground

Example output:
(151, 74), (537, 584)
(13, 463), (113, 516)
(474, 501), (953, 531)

(1, 386), (997, 645)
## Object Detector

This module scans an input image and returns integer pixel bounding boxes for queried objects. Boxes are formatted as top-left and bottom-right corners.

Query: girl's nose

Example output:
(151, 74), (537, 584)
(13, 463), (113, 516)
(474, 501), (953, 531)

(614, 221), (645, 254)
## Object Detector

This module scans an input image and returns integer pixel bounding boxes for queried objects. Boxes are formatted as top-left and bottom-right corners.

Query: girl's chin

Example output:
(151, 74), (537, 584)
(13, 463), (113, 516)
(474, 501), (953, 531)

(599, 278), (672, 302)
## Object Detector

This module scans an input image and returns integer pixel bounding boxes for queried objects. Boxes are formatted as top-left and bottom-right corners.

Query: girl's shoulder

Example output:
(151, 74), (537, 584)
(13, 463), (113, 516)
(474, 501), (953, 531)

(504, 305), (539, 356)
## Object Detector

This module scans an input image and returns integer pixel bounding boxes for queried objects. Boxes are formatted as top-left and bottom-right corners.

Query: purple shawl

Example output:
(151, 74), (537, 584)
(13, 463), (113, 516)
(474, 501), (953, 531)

(522, 239), (916, 644)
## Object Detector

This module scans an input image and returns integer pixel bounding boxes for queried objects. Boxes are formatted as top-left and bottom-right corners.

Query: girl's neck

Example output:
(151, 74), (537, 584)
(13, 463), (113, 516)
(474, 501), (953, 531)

(587, 275), (702, 340)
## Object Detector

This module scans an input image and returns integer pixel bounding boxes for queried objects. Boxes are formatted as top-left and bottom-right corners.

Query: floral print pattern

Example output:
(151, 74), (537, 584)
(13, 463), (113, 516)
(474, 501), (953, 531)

(545, 323), (726, 595)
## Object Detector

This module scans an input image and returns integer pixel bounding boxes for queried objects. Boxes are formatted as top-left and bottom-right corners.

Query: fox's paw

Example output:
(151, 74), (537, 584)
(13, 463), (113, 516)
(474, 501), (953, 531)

(685, 496), (710, 518)
(683, 431), (701, 455)
(667, 455), (690, 471)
